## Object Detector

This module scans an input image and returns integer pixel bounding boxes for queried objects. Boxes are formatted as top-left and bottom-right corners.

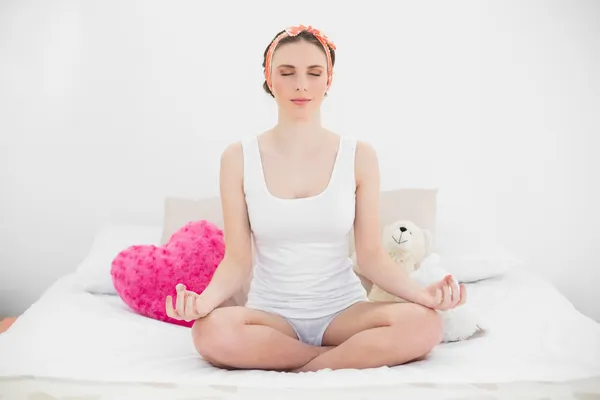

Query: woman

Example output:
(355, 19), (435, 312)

(165, 25), (466, 373)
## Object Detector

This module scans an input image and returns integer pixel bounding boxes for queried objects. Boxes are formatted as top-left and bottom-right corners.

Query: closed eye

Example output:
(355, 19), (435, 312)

(281, 73), (322, 77)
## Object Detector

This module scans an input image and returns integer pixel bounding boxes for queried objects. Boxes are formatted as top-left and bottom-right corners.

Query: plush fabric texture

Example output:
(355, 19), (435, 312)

(111, 220), (225, 327)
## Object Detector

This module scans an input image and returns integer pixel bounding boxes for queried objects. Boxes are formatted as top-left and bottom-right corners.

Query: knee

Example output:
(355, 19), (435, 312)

(419, 306), (444, 346)
(388, 303), (444, 350)
(191, 307), (245, 364)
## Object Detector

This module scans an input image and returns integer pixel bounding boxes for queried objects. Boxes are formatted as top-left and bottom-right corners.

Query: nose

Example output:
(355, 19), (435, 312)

(399, 227), (407, 232)
(295, 75), (308, 91)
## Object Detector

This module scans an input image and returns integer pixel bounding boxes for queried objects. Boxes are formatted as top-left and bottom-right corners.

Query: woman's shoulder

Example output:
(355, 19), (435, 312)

(341, 134), (377, 164)
(322, 130), (378, 170)
(220, 133), (266, 173)
(221, 134), (260, 160)
(351, 138), (379, 183)
(329, 130), (375, 154)
(220, 140), (248, 176)
(221, 141), (243, 163)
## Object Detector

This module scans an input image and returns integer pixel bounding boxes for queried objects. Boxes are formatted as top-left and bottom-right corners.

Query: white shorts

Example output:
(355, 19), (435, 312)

(284, 310), (344, 346)
(246, 301), (366, 346)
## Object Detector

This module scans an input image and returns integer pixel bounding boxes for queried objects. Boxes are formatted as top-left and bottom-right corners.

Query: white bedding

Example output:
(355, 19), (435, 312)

(1, 268), (599, 389)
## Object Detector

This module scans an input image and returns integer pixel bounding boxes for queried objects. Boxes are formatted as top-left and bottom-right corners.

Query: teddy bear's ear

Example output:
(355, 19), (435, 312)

(422, 229), (434, 255)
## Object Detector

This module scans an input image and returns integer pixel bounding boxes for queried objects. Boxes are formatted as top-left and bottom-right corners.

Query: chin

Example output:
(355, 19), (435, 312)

(286, 104), (316, 116)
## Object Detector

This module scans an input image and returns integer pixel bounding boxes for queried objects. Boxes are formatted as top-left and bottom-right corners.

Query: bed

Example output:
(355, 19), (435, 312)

(1, 192), (600, 399)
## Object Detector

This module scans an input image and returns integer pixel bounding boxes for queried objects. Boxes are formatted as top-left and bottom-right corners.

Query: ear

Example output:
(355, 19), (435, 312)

(422, 229), (434, 256)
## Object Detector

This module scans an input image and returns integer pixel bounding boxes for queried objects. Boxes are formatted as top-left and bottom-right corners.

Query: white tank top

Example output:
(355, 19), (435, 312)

(241, 135), (368, 319)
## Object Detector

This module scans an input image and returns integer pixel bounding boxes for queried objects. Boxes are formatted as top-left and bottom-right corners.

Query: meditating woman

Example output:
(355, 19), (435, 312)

(166, 25), (466, 372)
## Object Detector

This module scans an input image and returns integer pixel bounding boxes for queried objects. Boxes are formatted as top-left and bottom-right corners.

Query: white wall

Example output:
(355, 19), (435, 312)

(1, 0), (599, 321)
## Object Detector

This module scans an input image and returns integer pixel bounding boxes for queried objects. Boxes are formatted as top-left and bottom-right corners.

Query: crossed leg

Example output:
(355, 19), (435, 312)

(191, 306), (329, 371)
(293, 301), (444, 372)
(192, 302), (443, 372)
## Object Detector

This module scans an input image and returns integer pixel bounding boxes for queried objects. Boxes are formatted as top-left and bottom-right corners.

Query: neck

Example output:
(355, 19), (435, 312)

(270, 109), (325, 149)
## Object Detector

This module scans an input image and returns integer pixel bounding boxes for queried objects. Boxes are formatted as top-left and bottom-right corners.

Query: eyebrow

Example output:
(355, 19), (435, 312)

(276, 64), (325, 69)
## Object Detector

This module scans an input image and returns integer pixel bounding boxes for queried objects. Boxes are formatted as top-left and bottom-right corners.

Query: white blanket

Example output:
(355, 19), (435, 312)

(1, 268), (599, 389)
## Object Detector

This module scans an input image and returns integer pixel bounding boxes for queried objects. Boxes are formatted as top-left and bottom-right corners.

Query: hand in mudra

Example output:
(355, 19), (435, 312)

(166, 284), (213, 322)
(424, 275), (466, 311)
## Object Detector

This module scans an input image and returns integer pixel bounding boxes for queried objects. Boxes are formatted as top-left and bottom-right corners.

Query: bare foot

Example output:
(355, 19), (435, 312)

(291, 346), (335, 372)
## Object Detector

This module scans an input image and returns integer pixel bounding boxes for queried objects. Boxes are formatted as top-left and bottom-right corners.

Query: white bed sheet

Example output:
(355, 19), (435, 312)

(1, 268), (599, 389)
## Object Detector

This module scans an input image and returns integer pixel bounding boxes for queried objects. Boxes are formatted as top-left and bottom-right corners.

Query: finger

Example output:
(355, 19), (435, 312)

(436, 275), (452, 292)
(165, 295), (179, 319)
(176, 285), (186, 317)
(435, 277), (447, 290)
(445, 276), (458, 306)
(458, 284), (467, 305)
(178, 283), (199, 296)
(447, 279), (459, 306)
(442, 282), (452, 309)
(185, 294), (197, 321)
(443, 275), (452, 286)
(450, 278), (459, 304)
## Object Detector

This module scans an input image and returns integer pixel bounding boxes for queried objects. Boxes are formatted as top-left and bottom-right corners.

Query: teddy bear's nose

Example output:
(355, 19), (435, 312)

(399, 227), (407, 232)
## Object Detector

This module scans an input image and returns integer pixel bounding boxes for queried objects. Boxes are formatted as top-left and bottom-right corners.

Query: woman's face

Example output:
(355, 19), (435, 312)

(269, 40), (329, 118)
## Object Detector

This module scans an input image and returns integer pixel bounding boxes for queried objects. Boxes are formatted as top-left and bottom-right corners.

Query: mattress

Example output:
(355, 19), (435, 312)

(1, 267), (600, 399)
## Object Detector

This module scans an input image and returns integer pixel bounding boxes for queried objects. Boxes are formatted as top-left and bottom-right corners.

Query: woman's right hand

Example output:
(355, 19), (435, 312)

(165, 283), (214, 322)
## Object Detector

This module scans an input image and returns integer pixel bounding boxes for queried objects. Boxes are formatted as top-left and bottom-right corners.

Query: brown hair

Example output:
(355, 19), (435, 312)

(262, 29), (336, 98)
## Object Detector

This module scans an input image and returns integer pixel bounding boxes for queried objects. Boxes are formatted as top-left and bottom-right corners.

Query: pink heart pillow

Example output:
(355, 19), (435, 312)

(110, 220), (225, 327)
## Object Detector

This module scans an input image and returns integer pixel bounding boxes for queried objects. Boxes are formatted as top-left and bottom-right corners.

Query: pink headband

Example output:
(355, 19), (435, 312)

(264, 24), (336, 94)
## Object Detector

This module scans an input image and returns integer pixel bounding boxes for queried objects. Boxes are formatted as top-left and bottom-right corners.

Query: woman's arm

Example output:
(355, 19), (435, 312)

(199, 141), (254, 310)
(352, 141), (463, 309)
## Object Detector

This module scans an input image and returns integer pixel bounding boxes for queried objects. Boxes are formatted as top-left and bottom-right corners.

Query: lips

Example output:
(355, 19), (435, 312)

(291, 98), (311, 105)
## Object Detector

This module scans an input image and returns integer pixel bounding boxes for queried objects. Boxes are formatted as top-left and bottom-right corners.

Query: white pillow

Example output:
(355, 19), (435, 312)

(75, 223), (162, 294)
(422, 252), (521, 283)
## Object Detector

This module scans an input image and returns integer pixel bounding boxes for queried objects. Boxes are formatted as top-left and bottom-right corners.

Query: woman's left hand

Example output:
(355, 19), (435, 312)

(422, 275), (467, 310)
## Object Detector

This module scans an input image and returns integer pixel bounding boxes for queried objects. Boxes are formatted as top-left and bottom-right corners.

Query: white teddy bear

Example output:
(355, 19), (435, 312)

(352, 219), (484, 343)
